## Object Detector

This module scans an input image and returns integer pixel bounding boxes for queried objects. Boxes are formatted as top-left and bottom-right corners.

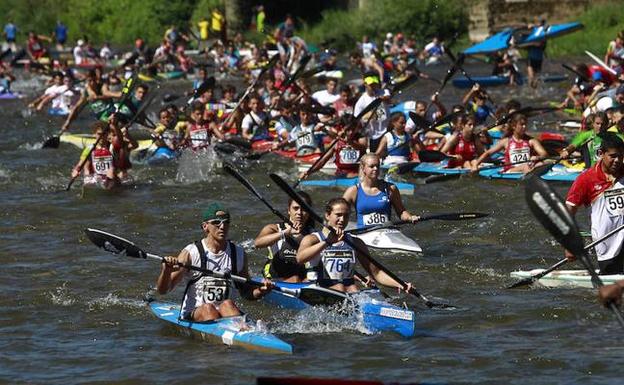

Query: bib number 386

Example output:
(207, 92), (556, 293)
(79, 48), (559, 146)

(363, 212), (387, 225)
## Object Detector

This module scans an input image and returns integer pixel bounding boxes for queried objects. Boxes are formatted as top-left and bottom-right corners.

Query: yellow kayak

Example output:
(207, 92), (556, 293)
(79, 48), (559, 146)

(60, 133), (153, 153)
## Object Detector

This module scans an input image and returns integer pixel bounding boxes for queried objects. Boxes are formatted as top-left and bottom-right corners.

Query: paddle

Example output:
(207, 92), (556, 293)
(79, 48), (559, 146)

(84, 227), (349, 306)
(561, 63), (590, 83)
(162, 76), (216, 104)
(222, 54), (279, 128)
(347, 212), (489, 235)
(585, 50), (617, 76)
(507, 222), (624, 289)
(65, 83), (157, 191)
(293, 97), (382, 188)
(270, 172), (454, 309)
(524, 175), (624, 327)
(43, 73), (138, 149)
(432, 52), (463, 96)
(280, 54), (312, 90)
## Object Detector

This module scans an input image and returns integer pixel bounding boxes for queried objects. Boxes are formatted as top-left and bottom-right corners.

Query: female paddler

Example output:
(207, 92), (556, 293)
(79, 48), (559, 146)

(440, 114), (486, 169)
(472, 113), (548, 174)
(296, 197), (413, 293)
(254, 191), (315, 283)
(342, 153), (419, 228)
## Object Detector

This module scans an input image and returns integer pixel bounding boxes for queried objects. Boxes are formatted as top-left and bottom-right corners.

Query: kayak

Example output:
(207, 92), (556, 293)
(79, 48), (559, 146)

(413, 161), (471, 176)
(300, 176), (415, 196)
(313, 70), (344, 79)
(0, 92), (24, 100)
(139, 71), (186, 82)
(463, 22), (583, 55)
(149, 302), (293, 354)
(59, 133), (152, 153)
(48, 107), (70, 116)
(451, 74), (567, 88)
(251, 279), (416, 338)
(478, 163), (580, 182)
(509, 269), (624, 289)
(349, 225), (423, 253)
(132, 146), (179, 165)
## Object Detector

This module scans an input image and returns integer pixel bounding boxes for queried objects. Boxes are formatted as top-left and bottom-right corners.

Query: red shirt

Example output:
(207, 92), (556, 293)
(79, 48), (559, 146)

(566, 161), (615, 207)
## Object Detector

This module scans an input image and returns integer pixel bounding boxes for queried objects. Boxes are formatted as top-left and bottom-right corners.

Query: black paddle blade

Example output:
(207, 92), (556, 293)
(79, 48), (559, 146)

(408, 111), (430, 130)
(423, 173), (462, 184)
(354, 98), (382, 122)
(521, 162), (556, 180)
(194, 76), (216, 98)
(42, 135), (60, 149)
(418, 150), (449, 163)
(223, 136), (252, 150)
(388, 161), (419, 175)
(269, 173), (324, 224)
(162, 93), (179, 103)
(297, 286), (349, 307)
(84, 228), (148, 259)
(390, 73), (417, 95)
(506, 277), (536, 289)
(524, 176), (585, 257)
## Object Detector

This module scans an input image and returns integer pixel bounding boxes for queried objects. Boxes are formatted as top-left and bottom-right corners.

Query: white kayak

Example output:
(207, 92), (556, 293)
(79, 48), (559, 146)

(509, 269), (624, 289)
(348, 223), (422, 253)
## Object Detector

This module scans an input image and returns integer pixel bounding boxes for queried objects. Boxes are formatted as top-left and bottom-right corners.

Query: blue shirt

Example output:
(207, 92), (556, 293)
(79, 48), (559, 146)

(4, 23), (17, 40)
(55, 24), (67, 41)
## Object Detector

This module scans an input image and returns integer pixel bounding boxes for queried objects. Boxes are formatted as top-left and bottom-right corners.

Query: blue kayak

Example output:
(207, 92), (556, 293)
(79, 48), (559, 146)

(478, 164), (580, 182)
(48, 107), (70, 116)
(149, 302), (293, 354)
(413, 161), (470, 175)
(464, 22), (583, 55)
(300, 176), (415, 196)
(252, 279), (416, 338)
(147, 146), (178, 165)
(452, 74), (567, 88)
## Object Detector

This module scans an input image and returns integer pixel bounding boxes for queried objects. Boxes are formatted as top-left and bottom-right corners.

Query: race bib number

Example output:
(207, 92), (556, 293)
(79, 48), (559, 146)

(323, 250), (355, 280)
(93, 155), (113, 175)
(199, 278), (230, 303)
(190, 129), (208, 145)
(296, 132), (314, 148)
(605, 188), (624, 217)
(339, 147), (359, 164)
(363, 212), (388, 226)
(509, 147), (530, 164)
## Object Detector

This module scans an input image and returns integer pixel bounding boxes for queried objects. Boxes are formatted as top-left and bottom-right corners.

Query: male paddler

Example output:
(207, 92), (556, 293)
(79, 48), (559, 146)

(565, 133), (624, 274)
(157, 204), (273, 322)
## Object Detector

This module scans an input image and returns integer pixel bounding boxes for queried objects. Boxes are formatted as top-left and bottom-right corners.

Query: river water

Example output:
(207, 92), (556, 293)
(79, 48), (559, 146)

(2, 59), (623, 385)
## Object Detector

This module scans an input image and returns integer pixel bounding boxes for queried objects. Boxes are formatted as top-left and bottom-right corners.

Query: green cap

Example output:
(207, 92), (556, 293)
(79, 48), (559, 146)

(202, 203), (230, 222)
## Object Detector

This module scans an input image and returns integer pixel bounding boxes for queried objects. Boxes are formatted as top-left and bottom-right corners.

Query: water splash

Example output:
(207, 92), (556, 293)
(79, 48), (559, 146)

(48, 282), (77, 306)
(176, 147), (222, 184)
(19, 142), (44, 150)
(86, 293), (146, 312)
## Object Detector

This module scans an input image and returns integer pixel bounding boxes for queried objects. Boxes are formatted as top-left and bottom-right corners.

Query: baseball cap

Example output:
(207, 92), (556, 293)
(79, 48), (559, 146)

(202, 203), (230, 222)
(597, 96), (615, 112)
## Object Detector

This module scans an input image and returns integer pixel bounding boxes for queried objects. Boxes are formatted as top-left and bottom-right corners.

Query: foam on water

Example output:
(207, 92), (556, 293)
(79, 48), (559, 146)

(86, 293), (146, 312)
(48, 282), (77, 306)
(176, 147), (221, 184)
(20, 142), (44, 150)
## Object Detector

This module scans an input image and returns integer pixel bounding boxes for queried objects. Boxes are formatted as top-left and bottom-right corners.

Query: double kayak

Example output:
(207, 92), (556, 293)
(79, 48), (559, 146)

(509, 269), (624, 289)
(252, 279), (416, 338)
(150, 302), (293, 354)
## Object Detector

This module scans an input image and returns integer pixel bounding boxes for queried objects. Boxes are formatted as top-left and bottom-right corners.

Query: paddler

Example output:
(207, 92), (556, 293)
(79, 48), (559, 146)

(559, 112), (610, 167)
(565, 133), (624, 274)
(375, 111), (416, 166)
(353, 71), (390, 152)
(440, 114), (486, 169)
(70, 121), (118, 189)
(296, 197), (413, 293)
(342, 153), (419, 228)
(472, 113), (548, 174)
(157, 203), (273, 322)
(254, 192), (315, 283)
(241, 94), (271, 141)
(177, 102), (224, 150)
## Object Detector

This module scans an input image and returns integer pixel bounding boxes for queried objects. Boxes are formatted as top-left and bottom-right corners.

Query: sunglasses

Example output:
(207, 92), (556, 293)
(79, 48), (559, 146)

(206, 218), (230, 226)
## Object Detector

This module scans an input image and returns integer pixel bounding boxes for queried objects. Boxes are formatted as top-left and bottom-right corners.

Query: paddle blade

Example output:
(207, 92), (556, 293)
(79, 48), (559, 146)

(84, 228), (148, 259)
(408, 111), (430, 130)
(524, 176), (585, 257)
(506, 277), (535, 289)
(418, 150), (449, 163)
(390, 73), (418, 95)
(423, 173), (462, 184)
(162, 93), (180, 103)
(193, 76), (216, 99)
(42, 135), (60, 149)
(354, 98), (382, 122)
(269, 173), (325, 225)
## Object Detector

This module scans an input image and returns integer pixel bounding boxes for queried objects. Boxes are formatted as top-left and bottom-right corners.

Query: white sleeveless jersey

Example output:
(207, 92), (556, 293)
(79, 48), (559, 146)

(180, 240), (245, 316)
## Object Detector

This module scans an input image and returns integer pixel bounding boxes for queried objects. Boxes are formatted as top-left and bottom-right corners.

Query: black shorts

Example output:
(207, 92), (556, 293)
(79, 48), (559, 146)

(5, 37), (15, 43)
(528, 58), (543, 72)
(598, 250), (624, 275)
(369, 136), (383, 153)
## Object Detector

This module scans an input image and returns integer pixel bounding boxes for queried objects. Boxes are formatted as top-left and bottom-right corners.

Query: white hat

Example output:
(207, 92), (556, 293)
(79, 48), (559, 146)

(386, 33), (393, 39)
(597, 96), (615, 112)
(77, 39), (85, 46)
